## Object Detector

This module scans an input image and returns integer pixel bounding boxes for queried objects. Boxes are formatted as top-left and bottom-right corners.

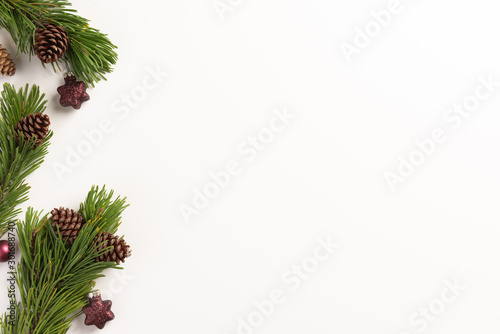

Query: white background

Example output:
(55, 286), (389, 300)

(1, 0), (500, 333)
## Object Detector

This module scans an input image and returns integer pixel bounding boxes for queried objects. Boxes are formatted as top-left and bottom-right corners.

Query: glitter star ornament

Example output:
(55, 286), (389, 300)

(83, 290), (115, 329)
(57, 73), (90, 109)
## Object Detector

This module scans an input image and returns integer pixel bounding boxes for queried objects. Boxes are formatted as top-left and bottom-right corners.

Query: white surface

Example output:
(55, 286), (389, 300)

(1, 0), (500, 333)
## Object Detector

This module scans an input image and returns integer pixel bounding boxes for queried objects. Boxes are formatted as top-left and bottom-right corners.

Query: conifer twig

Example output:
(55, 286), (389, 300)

(0, 0), (118, 86)
(0, 83), (52, 238)
(0, 186), (129, 333)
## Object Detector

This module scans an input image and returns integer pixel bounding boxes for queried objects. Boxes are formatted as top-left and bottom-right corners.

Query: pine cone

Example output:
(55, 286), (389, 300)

(34, 24), (69, 63)
(95, 232), (131, 265)
(15, 113), (50, 148)
(50, 207), (86, 245)
(0, 44), (15, 76)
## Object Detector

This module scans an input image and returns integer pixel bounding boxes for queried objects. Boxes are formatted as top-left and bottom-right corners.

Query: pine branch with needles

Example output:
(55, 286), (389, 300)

(0, 0), (118, 86)
(0, 83), (52, 238)
(0, 186), (131, 334)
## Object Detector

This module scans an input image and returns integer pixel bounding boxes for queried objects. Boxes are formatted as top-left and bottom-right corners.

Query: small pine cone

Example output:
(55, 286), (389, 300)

(95, 232), (131, 265)
(0, 44), (15, 76)
(15, 113), (50, 148)
(50, 207), (86, 245)
(34, 24), (69, 63)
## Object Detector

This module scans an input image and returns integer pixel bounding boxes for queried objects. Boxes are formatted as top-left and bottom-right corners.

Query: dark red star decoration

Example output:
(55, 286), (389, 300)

(57, 74), (90, 109)
(82, 294), (115, 329)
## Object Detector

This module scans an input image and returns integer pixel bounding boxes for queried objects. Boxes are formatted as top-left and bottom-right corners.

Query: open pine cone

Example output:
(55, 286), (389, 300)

(0, 44), (15, 76)
(15, 113), (50, 147)
(34, 24), (69, 63)
(95, 232), (131, 265)
(50, 207), (86, 245)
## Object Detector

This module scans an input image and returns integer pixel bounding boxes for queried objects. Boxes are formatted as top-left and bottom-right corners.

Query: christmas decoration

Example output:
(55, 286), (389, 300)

(49, 207), (132, 264)
(0, 240), (10, 262)
(50, 207), (86, 245)
(0, 84), (52, 238)
(95, 232), (132, 265)
(15, 113), (51, 148)
(0, 187), (131, 333)
(0, 44), (15, 76)
(83, 290), (115, 329)
(34, 24), (69, 63)
(57, 74), (90, 109)
(0, 0), (118, 87)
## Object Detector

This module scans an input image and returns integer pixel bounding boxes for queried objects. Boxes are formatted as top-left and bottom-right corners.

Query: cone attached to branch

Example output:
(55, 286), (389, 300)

(34, 24), (69, 63)
(0, 44), (15, 76)
(95, 232), (131, 265)
(15, 113), (50, 148)
(49, 206), (132, 265)
(50, 207), (86, 245)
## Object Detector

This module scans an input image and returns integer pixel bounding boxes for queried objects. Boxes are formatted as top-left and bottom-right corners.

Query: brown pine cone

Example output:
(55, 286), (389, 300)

(15, 113), (50, 148)
(50, 207), (86, 245)
(95, 232), (131, 265)
(0, 44), (15, 76)
(34, 24), (69, 63)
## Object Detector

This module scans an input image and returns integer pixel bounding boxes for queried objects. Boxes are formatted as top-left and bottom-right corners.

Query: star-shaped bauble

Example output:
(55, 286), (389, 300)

(57, 74), (90, 109)
(82, 292), (115, 329)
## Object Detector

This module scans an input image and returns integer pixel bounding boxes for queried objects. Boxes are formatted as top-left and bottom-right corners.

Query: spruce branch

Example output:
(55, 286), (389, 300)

(0, 0), (118, 86)
(0, 186), (130, 333)
(0, 83), (51, 238)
